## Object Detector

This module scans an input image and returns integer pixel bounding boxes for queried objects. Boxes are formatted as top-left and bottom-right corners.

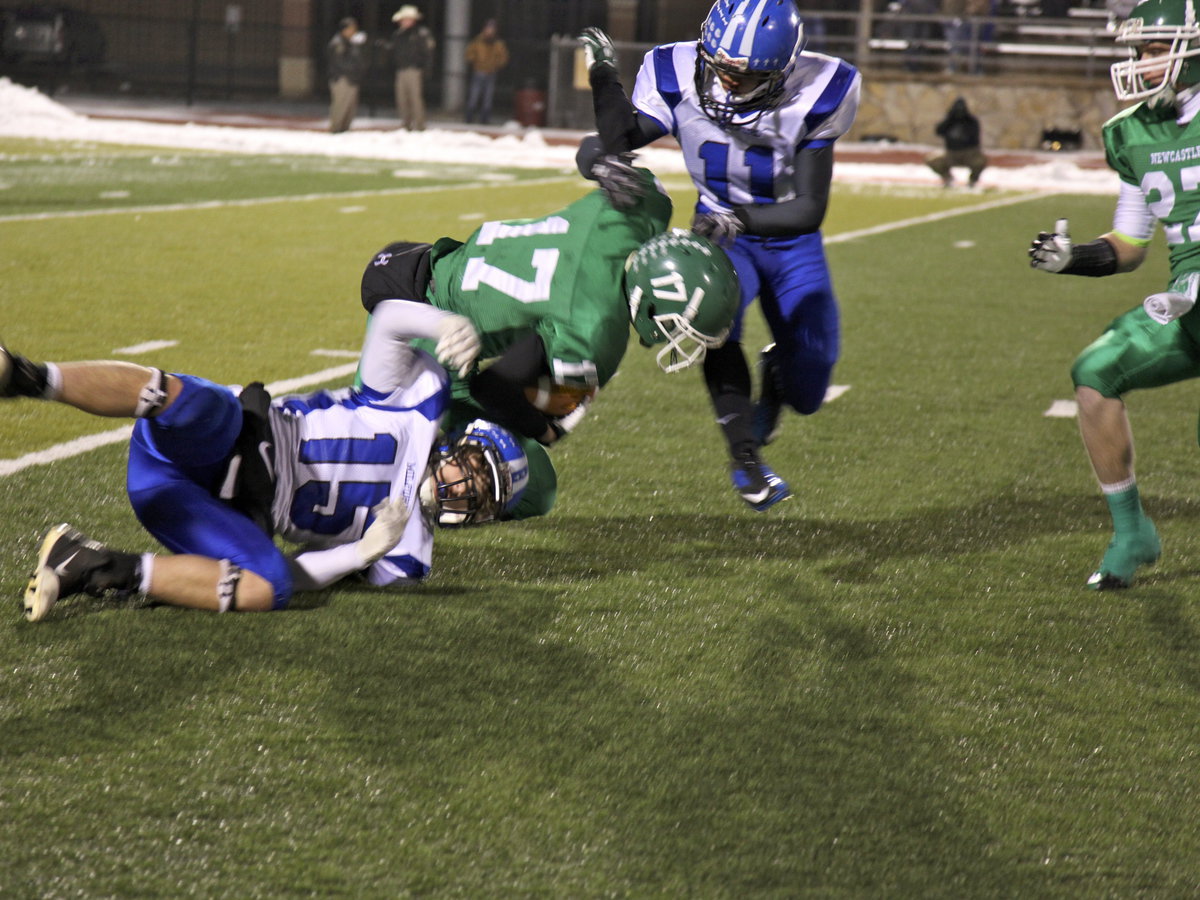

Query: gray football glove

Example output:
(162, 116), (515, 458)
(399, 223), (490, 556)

(692, 208), (744, 248)
(578, 26), (617, 72)
(591, 152), (644, 210)
(1029, 218), (1073, 273)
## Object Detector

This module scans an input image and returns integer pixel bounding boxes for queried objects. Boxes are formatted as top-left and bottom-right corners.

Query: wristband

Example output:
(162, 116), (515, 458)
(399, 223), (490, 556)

(1063, 238), (1118, 277)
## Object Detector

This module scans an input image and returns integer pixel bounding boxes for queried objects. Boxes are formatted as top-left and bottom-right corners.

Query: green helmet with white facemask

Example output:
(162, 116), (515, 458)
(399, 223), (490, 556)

(623, 230), (739, 374)
(1112, 0), (1200, 108)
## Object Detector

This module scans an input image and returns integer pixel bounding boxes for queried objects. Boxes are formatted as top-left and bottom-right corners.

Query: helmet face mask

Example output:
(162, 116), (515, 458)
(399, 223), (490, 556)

(421, 420), (529, 527)
(624, 230), (741, 374)
(695, 0), (805, 127)
(1111, 0), (1200, 106)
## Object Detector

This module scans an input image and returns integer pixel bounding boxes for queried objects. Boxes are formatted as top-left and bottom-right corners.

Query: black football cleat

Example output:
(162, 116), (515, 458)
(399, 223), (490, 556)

(0, 342), (48, 399)
(752, 343), (784, 447)
(730, 449), (791, 512)
(24, 524), (127, 621)
(0, 342), (13, 397)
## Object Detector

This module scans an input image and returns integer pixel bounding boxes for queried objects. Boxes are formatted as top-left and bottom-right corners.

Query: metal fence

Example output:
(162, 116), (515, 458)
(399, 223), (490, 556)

(547, 7), (1122, 129)
(0, 4), (1124, 123)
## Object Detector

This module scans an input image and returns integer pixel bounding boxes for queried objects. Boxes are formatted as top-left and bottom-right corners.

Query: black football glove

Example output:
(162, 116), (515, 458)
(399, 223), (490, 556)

(591, 152), (644, 210)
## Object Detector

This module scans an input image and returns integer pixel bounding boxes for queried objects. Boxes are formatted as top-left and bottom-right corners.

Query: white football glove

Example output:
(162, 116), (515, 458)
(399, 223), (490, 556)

(435, 313), (480, 378)
(692, 208), (744, 248)
(546, 392), (593, 444)
(356, 496), (412, 567)
(1029, 218), (1073, 273)
(1144, 272), (1200, 324)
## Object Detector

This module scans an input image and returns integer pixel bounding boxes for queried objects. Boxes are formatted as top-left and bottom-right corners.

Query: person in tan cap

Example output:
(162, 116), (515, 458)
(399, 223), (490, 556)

(386, 5), (436, 131)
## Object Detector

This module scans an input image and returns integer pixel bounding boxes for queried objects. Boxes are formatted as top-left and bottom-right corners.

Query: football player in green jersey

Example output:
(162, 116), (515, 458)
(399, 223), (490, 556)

(360, 170), (741, 520)
(1029, 0), (1200, 589)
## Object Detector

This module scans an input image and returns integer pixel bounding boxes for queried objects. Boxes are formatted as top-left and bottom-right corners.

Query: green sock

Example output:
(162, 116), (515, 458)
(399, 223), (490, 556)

(1104, 485), (1145, 538)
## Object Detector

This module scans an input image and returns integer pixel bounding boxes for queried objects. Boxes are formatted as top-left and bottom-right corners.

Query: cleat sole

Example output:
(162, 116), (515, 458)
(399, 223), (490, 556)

(22, 524), (74, 622)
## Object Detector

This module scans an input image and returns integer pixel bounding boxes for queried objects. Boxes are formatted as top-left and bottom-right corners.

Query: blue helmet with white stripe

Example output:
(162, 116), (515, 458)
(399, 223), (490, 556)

(422, 419), (529, 527)
(695, 0), (805, 126)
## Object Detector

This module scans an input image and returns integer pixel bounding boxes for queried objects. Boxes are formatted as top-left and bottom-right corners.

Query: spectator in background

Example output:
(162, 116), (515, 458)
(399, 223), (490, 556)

(926, 96), (989, 188)
(386, 5), (436, 131)
(327, 17), (369, 133)
(942, 0), (989, 74)
(464, 19), (509, 125)
(892, 0), (939, 72)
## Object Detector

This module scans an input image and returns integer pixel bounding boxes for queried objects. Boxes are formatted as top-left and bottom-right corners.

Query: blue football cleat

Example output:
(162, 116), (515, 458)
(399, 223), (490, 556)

(730, 449), (791, 512)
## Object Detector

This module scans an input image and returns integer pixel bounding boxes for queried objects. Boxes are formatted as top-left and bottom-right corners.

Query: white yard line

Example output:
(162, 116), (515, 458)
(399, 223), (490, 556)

(1044, 399), (1079, 418)
(825, 191), (1046, 245)
(0, 175), (575, 224)
(113, 339), (179, 355)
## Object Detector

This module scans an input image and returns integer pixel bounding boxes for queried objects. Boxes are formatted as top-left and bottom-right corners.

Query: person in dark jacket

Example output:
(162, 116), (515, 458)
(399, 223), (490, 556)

(327, 17), (369, 134)
(926, 97), (989, 188)
(387, 5), (435, 131)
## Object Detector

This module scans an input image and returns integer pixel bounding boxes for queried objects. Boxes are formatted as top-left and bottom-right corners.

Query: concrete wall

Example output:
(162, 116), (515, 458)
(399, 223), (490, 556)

(849, 75), (1121, 151)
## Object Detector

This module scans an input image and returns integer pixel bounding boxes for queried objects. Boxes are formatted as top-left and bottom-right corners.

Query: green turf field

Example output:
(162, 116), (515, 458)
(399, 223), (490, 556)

(2, 138), (1197, 897)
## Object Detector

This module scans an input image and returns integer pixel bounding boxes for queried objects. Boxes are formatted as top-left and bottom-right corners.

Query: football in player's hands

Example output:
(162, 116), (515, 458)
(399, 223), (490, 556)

(523, 377), (597, 416)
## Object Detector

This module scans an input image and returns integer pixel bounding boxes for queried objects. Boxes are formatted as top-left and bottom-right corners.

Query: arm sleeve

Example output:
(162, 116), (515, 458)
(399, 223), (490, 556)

(288, 543), (365, 591)
(357, 299), (454, 395)
(735, 144), (834, 237)
(589, 64), (667, 153)
(468, 332), (555, 440)
(1112, 179), (1156, 244)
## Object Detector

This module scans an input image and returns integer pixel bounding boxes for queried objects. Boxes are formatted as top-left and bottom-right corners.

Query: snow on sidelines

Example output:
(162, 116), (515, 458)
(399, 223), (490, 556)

(0, 77), (1122, 195)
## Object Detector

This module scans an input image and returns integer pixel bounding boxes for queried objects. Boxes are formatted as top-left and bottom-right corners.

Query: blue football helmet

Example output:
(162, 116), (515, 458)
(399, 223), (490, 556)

(695, 0), (806, 127)
(422, 419), (529, 527)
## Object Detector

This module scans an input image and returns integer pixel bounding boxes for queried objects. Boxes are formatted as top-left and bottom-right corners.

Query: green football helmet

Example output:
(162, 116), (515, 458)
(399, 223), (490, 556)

(623, 229), (740, 373)
(1111, 0), (1200, 108)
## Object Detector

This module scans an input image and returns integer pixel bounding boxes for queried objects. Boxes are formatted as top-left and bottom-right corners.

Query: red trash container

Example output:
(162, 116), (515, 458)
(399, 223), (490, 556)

(514, 85), (547, 128)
